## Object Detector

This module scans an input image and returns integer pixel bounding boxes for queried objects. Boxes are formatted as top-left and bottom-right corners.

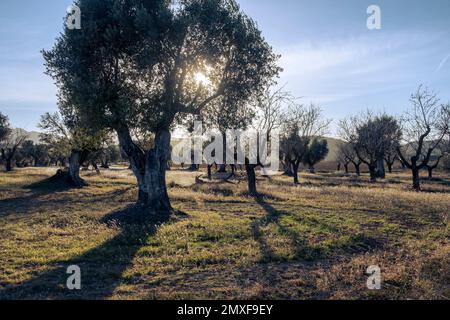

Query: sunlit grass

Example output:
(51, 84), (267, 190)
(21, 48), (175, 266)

(0, 167), (448, 299)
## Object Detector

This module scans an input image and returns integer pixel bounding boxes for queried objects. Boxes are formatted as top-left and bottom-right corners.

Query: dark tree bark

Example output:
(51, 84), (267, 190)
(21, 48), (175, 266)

(344, 163), (349, 174)
(375, 158), (386, 179)
(412, 167), (421, 191)
(283, 160), (294, 176)
(355, 163), (361, 177)
(369, 165), (377, 183)
(245, 164), (257, 196)
(101, 159), (109, 169)
(5, 158), (12, 172)
(386, 162), (393, 173)
(425, 156), (443, 180)
(427, 167), (433, 179)
(397, 129), (437, 191)
(337, 162), (341, 172)
(292, 161), (300, 185)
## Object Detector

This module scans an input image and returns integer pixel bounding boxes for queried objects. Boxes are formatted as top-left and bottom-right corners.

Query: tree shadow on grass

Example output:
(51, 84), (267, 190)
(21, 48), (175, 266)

(0, 174), (137, 219)
(252, 197), (383, 264)
(0, 179), (75, 218)
(251, 197), (324, 263)
(0, 205), (176, 300)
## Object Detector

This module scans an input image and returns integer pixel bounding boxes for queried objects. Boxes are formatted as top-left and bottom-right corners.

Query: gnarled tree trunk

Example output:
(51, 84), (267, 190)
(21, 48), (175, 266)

(68, 151), (87, 187)
(117, 125), (172, 214)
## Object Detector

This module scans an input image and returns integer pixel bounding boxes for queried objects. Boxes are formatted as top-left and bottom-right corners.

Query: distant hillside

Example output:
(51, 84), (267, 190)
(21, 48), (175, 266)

(10, 129), (345, 160)
(11, 128), (41, 144)
(323, 136), (344, 162)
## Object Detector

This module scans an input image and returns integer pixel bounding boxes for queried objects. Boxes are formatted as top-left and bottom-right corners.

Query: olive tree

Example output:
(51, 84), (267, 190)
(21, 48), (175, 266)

(0, 113), (27, 172)
(302, 138), (328, 173)
(44, 0), (280, 213)
(280, 104), (330, 184)
(38, 112), (107, 186)
(341, 112), (401, 182)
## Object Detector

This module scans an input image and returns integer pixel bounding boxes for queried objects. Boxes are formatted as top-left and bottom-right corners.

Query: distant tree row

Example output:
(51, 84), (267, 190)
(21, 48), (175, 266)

(0, 111), (122, 182)
(337, 85), (450, 191)
(2, 0), (448, 216)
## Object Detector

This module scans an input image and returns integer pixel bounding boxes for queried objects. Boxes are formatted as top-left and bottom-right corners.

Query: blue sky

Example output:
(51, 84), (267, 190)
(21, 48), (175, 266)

(1, 0), (449, 134)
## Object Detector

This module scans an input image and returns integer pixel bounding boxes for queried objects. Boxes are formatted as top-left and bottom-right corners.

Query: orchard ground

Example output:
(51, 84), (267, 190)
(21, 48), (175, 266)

(0, 165), (448, 299)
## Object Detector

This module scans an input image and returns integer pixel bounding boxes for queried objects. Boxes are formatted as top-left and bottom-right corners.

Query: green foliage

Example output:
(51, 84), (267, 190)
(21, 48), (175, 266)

(354, 113), (402, 165)
(0, 112), (11, 142)
(38, 112), (109, 162)
(303, 138), (329, 169)
(43, 0), (280, 134)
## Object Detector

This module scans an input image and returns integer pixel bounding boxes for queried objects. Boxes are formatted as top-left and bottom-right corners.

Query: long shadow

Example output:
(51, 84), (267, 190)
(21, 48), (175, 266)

(252, 197), (324, 262)
(252, 197), (383, 263)
(0, 178), (135, 219)
(0, 179), (73, 218)
(0, 205), (172, 300)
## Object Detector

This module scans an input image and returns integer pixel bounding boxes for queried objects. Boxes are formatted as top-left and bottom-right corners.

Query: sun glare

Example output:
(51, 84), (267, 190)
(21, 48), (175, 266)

(194, 72), (210, 86)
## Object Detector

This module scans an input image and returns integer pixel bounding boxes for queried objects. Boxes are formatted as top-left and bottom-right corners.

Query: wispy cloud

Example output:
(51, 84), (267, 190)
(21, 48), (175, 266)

(436, 54), (450, 72)
(278, 31), (446, 104)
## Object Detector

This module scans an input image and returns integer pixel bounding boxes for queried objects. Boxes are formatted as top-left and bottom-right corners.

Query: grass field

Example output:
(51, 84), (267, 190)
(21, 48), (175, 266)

(0, 167), (449, 300)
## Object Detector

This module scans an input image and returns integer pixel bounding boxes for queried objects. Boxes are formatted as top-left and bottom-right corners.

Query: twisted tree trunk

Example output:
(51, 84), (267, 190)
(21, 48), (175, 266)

(67, 151), (87, 187)
(117, 125), (172, 213)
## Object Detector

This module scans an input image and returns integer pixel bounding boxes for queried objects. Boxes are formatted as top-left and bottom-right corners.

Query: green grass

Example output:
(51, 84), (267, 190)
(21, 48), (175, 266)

(0, 167), (449, 300)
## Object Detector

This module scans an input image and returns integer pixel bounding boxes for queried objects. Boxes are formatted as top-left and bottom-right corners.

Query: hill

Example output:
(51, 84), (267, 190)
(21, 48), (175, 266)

(11, 128), (41, 144)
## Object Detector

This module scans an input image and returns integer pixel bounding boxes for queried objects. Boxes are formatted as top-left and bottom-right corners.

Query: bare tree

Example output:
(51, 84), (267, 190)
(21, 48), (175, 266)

(253, 86), (293, 177)
(337, 142), (362, 176)
(397, 86), (450, 190)
(338, 118), (363, 176)
(384, 148), (399, 174)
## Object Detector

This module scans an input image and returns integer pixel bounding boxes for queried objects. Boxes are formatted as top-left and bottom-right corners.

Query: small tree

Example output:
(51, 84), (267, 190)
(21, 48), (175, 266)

(303, 138), (328, 173)
(0, 112), (11, 142)
(342, 112), (401, 182)
(281, 104), (330, 184)
(425, 138), (450, 179)
(1, 131), (27, 172)
(337, 142), (362, 176)
(397, 86), (450, 190)
(384, 148), (399, 174)
(38, 112), (107, 186)
(14, 141), (50, 167)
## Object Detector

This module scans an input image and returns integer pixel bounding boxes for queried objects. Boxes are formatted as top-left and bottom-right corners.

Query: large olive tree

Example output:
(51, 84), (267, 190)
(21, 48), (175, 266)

(44, 0), (280, 213)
